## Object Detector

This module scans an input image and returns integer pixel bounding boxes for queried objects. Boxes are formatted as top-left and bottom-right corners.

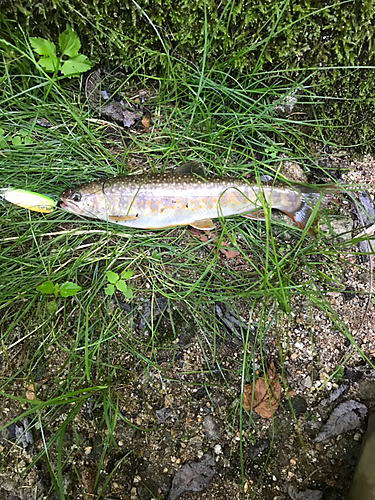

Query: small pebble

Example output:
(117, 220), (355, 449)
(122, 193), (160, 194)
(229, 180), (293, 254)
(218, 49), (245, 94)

(354, 432), (362, 442)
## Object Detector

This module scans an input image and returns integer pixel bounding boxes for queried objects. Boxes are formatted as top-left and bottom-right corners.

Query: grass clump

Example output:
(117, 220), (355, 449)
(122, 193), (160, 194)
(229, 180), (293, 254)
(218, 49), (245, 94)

(0, 10), (374, 500)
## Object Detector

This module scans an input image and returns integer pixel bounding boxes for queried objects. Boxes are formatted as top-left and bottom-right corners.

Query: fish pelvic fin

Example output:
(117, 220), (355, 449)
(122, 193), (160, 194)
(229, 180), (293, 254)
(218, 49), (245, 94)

(109, 214), (138, 222)
(282, 184), (338, 236)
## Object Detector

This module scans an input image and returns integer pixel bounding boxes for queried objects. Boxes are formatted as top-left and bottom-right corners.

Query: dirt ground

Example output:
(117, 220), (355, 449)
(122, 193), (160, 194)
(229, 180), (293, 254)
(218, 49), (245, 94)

(1, 154), (375, 500)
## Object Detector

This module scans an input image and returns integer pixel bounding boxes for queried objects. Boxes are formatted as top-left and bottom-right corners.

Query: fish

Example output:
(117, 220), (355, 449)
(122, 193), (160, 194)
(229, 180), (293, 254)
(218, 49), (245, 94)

(60, 163), (335, 233)
(0, 188), (56, 213)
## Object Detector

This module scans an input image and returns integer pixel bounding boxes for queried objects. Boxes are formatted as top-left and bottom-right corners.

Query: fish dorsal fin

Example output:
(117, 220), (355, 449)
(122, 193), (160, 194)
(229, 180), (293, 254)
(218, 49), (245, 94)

(175, 161), (205, 177)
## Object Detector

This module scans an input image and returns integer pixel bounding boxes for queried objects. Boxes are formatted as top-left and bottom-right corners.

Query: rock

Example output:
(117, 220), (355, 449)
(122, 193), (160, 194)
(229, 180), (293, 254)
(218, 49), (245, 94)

(302, 375), (312, 389)
(156, 408), (173, 424)
(356, 379), (375, 402)
(203, 415), (222, 439)
(0, 418), (33, 451)
(247, 438), (270, 463)
(285, 395), (307, 415)
(320, 216), (353, 242)
(139, 294), (168, 329)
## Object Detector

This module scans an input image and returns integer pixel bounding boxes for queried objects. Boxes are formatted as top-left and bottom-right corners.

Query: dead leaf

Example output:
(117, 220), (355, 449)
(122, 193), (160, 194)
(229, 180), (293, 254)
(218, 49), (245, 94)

(314, 400), (367, 443)
(219, 242), (240, 259)
(169, 455), (215, 500)
(243, 362), (281, 418)
(190, 227), (202, 237)
(288, 485), (323, 500)
(101, 102), (141, 128)
(190, 230), (239, 258)
(141, 115), (151, 130)
(26, 383), (36, 400)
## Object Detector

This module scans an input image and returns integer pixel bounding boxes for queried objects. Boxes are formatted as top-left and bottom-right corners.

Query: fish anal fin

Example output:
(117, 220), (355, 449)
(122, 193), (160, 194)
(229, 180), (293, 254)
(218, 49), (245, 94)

(189, 219), (215, 230)
(109, 214), (138, 222)
(175, 161), (205, 177)
(280, 184), (338, 236)
(281, 207), (317, 236)
(242, 209), (266, 221)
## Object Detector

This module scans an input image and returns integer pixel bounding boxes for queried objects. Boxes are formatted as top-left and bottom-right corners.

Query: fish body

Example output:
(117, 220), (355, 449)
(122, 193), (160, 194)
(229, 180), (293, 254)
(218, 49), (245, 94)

(60, 172), (332, 232)
(0, 188), (56, 213)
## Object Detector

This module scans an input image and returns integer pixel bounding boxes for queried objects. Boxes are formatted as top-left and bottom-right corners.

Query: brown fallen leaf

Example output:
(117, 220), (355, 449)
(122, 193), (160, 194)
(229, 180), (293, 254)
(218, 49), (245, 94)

(190, 230), (239, 258)
(219, 242), (240, 259)
(26, 383), (36, 400)
(141, 115), (151, 130)
(243, 362), (281, 418)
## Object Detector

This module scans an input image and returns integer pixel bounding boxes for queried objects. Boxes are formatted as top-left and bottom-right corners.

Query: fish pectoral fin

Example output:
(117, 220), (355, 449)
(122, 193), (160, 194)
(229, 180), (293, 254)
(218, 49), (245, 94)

(175, 161), (205, 177)
(109, 214), (138, 222)
(189, 219), (215, 230)
(242, 209), (266, 221)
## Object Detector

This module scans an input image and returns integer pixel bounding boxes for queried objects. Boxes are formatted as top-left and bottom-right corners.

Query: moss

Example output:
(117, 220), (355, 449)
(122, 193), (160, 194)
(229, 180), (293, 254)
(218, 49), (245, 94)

(2, 0), (375, 151)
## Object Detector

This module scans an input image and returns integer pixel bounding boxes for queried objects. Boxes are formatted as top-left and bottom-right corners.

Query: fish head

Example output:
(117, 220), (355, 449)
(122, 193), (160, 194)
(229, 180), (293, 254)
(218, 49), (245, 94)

(60, 180), (106, 218)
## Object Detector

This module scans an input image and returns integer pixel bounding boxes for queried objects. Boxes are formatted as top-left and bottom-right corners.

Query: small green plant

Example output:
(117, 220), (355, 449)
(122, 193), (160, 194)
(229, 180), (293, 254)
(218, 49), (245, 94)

(36, 280), (82, 314)
(105, 270), (133, 299)
(332, 365), (345, 381)
(29, 26), (91, 77)
(0, 128), (33, 147)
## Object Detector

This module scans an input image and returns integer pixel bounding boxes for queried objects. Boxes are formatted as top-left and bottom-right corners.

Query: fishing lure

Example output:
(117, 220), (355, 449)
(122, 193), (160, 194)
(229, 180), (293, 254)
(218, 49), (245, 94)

(0, 188), (56, 213)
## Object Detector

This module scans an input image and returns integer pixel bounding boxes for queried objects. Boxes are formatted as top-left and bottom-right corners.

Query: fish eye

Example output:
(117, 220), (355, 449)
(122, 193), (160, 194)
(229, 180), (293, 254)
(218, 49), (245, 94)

(71, 192), (81, 202)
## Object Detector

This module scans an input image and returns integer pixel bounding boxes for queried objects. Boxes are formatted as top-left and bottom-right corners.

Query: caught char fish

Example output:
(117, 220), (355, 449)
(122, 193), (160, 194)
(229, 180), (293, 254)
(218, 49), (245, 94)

(60, 163), (335, 233)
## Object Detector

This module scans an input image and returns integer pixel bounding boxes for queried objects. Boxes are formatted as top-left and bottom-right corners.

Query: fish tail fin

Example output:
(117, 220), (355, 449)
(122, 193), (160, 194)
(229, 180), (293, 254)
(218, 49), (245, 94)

(280, 184), (338, 236)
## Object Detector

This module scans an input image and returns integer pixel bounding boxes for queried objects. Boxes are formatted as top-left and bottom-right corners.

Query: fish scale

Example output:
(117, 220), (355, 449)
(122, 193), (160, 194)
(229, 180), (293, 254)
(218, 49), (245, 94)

(60, 170), (335, 233)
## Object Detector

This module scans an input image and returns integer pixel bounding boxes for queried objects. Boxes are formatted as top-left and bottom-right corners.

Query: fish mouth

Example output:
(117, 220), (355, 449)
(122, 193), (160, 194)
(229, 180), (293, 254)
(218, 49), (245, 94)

(59, 199), (78, 213)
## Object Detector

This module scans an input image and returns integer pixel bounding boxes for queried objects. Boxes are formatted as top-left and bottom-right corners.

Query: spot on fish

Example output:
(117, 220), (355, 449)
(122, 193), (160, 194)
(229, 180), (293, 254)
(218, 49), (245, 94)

(152, 208), (156, 213)
(147, 200), (151, 205)
(213, 198), (217, 203)
(199, 205), (202, 209)
(171, 205), (175, 209)
(209, 204), (213, 209)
